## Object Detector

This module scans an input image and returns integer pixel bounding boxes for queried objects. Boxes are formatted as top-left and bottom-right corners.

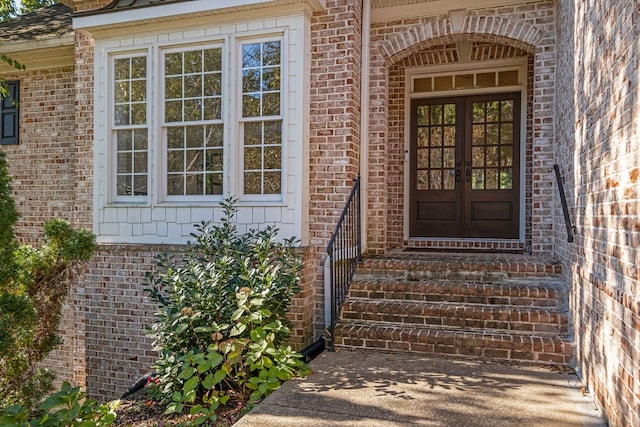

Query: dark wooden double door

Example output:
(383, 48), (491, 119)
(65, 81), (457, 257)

(409, 93), (521, 239)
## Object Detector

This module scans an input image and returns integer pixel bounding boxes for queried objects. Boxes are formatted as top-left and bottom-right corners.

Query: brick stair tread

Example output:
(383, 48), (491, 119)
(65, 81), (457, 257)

(333, 321), (574, 364)
(348, 278), (564, 307)
(342, 297), (568, 323)
(357, 254), (562, 278)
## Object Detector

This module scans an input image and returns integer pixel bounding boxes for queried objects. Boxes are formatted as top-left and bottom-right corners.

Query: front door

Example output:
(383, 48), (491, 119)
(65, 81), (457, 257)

(409, 93), (521, 239)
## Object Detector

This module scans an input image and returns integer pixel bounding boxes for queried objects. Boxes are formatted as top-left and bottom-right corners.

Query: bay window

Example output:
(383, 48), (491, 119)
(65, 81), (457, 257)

(109, 36), (284, 204)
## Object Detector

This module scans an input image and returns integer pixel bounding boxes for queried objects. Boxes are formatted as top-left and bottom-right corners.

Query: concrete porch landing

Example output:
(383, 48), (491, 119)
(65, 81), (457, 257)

(235, 349), (606, 427)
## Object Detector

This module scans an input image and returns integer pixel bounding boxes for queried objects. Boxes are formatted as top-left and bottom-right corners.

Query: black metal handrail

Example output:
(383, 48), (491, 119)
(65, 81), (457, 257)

(554, 164), (575, 243)
(326, 175), (361, 350)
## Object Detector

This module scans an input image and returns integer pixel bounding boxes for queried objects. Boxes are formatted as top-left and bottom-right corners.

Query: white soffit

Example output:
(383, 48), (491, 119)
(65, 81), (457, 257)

(371, 0), (539, 21)
(0, 35), (75, 72)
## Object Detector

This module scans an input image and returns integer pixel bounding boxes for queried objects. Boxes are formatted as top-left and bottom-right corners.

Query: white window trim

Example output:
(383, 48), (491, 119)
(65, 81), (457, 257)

(109, 49), (151, 205)
(159, 42), (227, 203)
(235, 32), (287, 203)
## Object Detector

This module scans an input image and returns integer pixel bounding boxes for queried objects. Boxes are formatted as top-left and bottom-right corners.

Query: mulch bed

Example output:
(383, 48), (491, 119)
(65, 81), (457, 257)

(113, 389), (247, 426)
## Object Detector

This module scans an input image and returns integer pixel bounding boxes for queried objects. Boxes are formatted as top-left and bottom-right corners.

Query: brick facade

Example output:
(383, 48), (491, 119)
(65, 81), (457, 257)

(2, 0), (639, 422)
(556, 1), (640, 425)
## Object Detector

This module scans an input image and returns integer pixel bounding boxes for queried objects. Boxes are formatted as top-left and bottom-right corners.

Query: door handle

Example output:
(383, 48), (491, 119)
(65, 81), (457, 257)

(455, 162), (461, 183)
(466, 168), (471, 183)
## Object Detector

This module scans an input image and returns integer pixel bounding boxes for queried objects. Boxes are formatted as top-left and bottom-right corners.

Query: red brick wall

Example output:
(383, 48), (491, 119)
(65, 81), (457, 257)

(309, 0), (362, 332)
(556, 1), (640, 425)
(1, 67), (76, 245)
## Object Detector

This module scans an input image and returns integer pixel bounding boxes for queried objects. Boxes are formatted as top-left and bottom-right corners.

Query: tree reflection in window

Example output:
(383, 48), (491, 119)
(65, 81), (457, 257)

(114, 55), (148, 196)
(164, 47), (224, 196)
(241, 41), (282, 195)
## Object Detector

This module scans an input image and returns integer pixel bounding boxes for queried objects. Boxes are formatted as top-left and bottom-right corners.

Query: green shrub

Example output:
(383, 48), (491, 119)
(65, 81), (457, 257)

(0, 149), (97, 410)
(146, 199), (308, 424)
(0, 381), (118, 427)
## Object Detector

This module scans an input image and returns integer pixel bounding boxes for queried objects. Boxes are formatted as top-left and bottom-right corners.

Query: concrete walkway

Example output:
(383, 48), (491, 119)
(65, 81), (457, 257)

(235, 349), (606, 427)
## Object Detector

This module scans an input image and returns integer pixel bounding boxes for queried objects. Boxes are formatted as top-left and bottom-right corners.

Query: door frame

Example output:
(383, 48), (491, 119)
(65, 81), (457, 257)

(403, 58), (528, 242)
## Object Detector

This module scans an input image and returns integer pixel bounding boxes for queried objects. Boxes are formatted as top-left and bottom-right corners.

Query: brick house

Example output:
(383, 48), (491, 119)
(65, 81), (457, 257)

(0, 0), (638, 425)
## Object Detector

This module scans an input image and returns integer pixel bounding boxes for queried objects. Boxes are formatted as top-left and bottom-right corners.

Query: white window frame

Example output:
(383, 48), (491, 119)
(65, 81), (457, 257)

(159, 42), (227, 203)
(110, 50), (150, 204)
(236, 33), (286, 203)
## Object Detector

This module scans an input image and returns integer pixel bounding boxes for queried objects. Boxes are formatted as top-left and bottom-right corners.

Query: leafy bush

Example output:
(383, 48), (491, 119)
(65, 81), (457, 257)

(0, 382), (118, 427)
(146, 199), (308, 424)
(0, 150), (97, 410)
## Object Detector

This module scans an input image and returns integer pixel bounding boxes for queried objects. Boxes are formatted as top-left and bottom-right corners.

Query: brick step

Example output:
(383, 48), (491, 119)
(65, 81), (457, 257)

(356, 253), (562, 281)
(333, 321), (574, 365)
(349, 279), (564, 308)
(341, 298), (569, 335)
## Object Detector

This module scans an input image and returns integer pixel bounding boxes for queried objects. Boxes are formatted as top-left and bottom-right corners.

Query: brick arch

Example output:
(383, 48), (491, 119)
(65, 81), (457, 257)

(377, 14), (540, 64)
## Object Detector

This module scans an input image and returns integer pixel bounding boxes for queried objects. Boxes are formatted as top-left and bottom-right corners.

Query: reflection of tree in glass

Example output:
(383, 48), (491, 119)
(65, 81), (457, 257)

(241, 41), (281, 118)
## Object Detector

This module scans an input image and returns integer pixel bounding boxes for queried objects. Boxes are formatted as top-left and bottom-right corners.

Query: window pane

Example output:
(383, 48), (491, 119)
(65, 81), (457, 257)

(131, 80), (146, 102)
(430, 170), (441, 190)
(262, 67), (280, 91)
(244, 171), (261, 193)
(417, 170), (428, 190)
(262, 41), (281, 65)
(133, 175), (147, 195)
(165, 100), (182, 122)
(204, 74), (222, 96)
(204, 98), (222, 121)
(165, 77), (182, 99)
(430, 127), (442, 147)
(262, 93), (280, 116)
(500, 146), (513, 167)
(184, 50), (202, 74)
(264, 121), (281, 144)
(243, 94), (261, 117)
(165, 53), (182, 75)
(167, 174), (183, 195)
(134, 152), (147, 173)
(243, 120), (281, 195)
(117, 153), (131, 173)
(243, 69), (260, 92)
(186, 126), (203, 148)
(113, 56), (149, 198)
(500, 169), (513, 189)
(205, 173), (223, 195)
(204, 48), (222, 72)
(131, 56), (146, 79)
(205, 125), (223, 147)
(244, 147), (262, 170)
(264, 146), (281, 170)
(242, 44), (261, 68)
(131, 103), (146, 125)
(117, 130), (132, 151)
(472, 169), (485, 190)
(186, 151), (203, 172)
(134, 129), (147, 150)
(184, 75), (202, 98)
(165, 125), (224, 196)
(263, 171), (281, 194)
(114, 58), (130, 81)
(167, 151), (184, 172)
(430, 148), (442, 168)
(486, 169), (498, 189)
(114, 105), (130, 126)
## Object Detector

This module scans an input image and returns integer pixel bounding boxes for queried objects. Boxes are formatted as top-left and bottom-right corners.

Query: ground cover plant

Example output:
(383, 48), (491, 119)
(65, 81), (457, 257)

(143, 199), (308, 425)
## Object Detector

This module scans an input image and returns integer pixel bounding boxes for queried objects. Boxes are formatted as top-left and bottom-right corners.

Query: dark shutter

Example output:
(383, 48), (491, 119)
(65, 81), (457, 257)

(1, 81), (19, 145)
